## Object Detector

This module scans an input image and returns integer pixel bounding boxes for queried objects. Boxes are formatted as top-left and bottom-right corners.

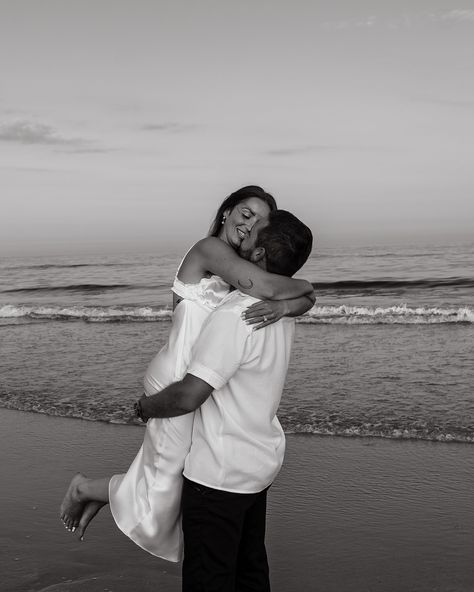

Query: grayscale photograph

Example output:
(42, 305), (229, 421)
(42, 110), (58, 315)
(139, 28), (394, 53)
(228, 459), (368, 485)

(1, 1), (473, 591)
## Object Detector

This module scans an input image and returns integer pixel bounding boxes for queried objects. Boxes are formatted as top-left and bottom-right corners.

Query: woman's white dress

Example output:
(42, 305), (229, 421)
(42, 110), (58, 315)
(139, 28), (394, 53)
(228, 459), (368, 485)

(109, 273), (230, 562)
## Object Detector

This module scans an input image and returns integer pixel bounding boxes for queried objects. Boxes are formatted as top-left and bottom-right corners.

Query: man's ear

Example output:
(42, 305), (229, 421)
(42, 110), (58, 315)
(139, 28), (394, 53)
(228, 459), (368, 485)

(250, 246), (266, 264)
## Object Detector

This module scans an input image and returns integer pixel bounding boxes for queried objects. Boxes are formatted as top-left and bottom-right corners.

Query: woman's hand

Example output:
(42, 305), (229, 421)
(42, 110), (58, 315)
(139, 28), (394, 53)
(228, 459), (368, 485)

(241, 300), (289, 330)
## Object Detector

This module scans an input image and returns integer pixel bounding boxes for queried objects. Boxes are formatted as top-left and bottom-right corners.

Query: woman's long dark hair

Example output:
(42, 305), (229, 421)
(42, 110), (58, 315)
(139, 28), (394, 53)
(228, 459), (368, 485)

(208, 186), (277, 237)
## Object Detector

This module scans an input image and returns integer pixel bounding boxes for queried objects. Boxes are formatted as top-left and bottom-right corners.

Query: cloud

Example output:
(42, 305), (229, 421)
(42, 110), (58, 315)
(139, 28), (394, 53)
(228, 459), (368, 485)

(0, 165), (55, 173)
(0, 120), (87, 146)
(321, 10), (474, 31)
(266, 145), (345, 157)
(321, 16), (378, 30)
(0, 119), (113, 154)
(265, 145), (388, 157)
(58, 147), (115, 154)
(431, 10), (474, 23)
(413, 97), (474, 109)
(140, 122), (197, 133)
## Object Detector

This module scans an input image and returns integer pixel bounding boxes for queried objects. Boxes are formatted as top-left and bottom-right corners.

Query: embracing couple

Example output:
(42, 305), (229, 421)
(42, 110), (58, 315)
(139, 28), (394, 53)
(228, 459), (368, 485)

(61, 186), (314, 591)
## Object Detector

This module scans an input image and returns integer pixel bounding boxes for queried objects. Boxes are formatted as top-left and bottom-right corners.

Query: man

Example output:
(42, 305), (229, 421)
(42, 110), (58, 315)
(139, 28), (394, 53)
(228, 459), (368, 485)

(136, 210), (313, 591)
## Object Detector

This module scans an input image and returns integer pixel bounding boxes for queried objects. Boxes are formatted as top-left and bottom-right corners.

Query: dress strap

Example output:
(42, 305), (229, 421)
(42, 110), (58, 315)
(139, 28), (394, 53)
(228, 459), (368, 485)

(175, 243), (196, 281)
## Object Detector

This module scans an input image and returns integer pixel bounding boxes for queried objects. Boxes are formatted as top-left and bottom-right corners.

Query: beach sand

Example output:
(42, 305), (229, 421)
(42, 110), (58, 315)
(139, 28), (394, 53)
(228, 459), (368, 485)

(2, 409), (474, 592)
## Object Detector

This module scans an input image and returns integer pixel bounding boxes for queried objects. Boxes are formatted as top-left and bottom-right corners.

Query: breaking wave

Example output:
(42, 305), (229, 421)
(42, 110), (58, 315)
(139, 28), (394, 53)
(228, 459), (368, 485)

(302, 304), (474, 324)
(313, 277), (474, 294)
(1, 304), (473, 324)
(2, 283), (162, 294)
(2, 262), (137, 271)
(4, 277), (473, 297)
(0, 304), (172, 322)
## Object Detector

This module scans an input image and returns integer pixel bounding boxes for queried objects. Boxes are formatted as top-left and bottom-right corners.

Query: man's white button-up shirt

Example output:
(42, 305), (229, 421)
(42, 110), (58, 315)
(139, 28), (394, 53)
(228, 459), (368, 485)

(184, 291), (295, 494)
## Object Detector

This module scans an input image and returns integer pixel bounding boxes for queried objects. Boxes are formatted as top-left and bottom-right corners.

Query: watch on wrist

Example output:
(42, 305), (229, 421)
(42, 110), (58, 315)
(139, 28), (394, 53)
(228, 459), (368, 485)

(134, 400), (146, 422)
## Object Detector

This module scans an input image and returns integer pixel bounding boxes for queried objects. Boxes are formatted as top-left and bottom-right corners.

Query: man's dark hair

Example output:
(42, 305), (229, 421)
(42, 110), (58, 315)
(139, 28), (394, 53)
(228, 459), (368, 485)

(256, 210), (313, 277)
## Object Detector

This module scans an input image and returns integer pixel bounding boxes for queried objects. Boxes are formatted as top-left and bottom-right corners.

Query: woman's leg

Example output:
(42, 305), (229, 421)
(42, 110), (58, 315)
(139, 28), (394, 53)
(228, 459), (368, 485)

(60, 473), (110, 532)
(76, 500), (107, 540)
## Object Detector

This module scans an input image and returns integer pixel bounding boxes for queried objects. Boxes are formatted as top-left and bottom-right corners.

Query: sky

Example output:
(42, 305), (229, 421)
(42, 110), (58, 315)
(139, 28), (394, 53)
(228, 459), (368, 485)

(1, 0), (473, 256)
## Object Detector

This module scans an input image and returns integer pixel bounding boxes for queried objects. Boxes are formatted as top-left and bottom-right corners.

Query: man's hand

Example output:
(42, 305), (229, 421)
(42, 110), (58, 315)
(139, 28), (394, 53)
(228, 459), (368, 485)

(134, 394), (150, 423)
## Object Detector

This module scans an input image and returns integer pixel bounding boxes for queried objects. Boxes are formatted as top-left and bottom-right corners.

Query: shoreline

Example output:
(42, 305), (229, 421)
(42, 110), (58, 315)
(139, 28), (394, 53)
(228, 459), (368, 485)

(3, 405), (474, 446)
(3, 408), (474, 591)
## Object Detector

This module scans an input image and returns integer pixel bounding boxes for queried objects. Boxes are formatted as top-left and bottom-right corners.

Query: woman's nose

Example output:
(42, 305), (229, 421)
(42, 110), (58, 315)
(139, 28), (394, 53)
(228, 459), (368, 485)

(245, 217), (257, 231)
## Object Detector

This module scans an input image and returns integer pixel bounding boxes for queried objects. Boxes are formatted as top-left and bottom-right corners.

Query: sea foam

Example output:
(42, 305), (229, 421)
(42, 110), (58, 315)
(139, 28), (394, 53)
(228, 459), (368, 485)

(1, 304), (473, 324)
(2, 392), (474, 444)
(0, 304), (172, 322)
(302, 304), (474, 324)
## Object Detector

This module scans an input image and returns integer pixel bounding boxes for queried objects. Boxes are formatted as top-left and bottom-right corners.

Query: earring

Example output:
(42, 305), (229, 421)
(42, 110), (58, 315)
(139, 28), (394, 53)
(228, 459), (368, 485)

(221, 215), (226, 225)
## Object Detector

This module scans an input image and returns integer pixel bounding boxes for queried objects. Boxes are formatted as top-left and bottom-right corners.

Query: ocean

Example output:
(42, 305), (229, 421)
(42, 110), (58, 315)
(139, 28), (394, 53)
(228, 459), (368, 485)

(1, 242), (473, 443)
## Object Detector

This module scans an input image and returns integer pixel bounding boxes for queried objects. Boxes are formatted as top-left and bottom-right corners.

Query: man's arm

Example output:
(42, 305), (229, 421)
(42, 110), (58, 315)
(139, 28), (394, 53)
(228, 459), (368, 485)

(137, 374), (214, 421)
(136, 303), (250, 422)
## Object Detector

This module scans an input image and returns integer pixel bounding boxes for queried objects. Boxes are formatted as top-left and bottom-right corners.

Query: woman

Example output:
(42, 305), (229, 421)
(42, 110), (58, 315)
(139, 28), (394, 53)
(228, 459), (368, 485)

(60, 186), (314, 560)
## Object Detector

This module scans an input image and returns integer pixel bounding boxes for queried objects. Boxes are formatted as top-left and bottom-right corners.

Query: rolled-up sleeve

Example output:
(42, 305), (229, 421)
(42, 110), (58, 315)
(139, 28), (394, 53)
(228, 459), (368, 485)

(188, 308), (250, 390)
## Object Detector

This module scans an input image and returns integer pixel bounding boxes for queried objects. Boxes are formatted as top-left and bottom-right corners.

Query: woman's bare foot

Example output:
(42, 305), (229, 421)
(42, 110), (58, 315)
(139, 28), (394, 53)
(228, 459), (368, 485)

(60, 472), (88, 531)
(76, 501), (107, 541)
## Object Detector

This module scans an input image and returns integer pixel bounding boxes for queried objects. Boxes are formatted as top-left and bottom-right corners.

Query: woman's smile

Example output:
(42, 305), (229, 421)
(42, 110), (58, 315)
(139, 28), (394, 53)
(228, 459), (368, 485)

(236, 227), (248, 241)
(220, 197), (272, 248)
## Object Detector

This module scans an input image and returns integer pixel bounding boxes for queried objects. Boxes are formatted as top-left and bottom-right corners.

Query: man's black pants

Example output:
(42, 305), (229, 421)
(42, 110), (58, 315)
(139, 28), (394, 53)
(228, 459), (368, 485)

(181, 477), (271, 592)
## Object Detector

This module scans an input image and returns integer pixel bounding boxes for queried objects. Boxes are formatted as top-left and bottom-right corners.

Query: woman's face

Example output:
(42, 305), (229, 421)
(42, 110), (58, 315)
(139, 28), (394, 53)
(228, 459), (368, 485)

(219, 197), (272, 249)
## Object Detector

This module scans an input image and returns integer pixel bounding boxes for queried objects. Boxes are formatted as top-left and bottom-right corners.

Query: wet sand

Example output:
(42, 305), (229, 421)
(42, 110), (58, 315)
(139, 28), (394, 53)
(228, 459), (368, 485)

(2, 408), (474, 591)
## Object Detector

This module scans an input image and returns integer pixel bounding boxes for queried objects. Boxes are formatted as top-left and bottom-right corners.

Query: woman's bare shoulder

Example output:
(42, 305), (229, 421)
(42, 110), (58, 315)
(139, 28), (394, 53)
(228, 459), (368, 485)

(181, 237), (224, 262)
(192, 236), (231, 254)
(177, 238), (225, 281)
(178, 237), (236, 282)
